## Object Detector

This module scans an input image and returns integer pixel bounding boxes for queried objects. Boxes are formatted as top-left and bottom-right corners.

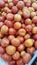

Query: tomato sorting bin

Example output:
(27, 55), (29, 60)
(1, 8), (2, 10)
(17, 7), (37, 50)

(0, 50), (37, 65)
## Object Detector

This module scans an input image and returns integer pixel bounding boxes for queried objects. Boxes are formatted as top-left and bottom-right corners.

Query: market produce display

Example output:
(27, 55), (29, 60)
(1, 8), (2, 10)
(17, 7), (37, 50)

(0, 0), (37, 65)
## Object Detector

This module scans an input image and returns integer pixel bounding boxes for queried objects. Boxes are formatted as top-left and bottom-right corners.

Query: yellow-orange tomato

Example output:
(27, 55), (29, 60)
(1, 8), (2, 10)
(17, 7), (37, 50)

(31, 12), (36, 18)
(24, 39), (34, 47)
(6, 45), (16, 55)
(18, 28), (26, 36)
(12, 52), (20, 60)
(28, 7), (35, 12)
(21, 51), (26, 57)
(14, 14), (21, 22)
(18, 10), (22, 15)
(23, 53), (31, 63)
(11, 38), (20, 47)
(32, 3), (37, 10)
(1, 25), (8, 34)
(22, 8), (30, 18)
(25, 18), (32, 25)
(32, 27), (37, 34)
(27, 47), (35, 55)
(14, 22), (21, 29)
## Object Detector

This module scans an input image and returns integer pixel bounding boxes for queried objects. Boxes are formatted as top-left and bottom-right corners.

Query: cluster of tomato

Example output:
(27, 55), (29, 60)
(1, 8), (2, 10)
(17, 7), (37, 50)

(0, 0), (37, 65)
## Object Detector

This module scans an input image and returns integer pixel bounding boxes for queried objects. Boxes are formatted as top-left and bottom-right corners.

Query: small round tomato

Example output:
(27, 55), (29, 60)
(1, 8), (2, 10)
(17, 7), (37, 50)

(16, 58), (24, 65)
(12, 6), (18, 14)
(18, 28), (26, 36)
(9, 28), (16, 35)
(18, 44), (25, 52)
(17, 1), (24, 10)
(7, 13), (14, 21)
(8, 2), (13, 8)
(23, 53), (31, 63)
(1, 25), (8, 34)
(14, 14), (21, 22)
(12, 51), (20, 60)
(24, 39), (34, 47)
(26, 1), (31, 7)
(25, 25), (32, 32)
(6, 45), (16, 55)
(28, 7), (35, 13)
(17, 36), (24, 43)
(18, 10), (22, 15)
(5, 20), (13, 28)
(21, 51), (26, 57)
(1, 38), (9, 47)
(32, 3), (37, 10)
(2, 53), (12, 61)
(11, 38), (20, 47)
(24, 34), (30, 40)
(25, 18), (32, 25)
(4, 7), (11, 13)
(8, 35), (15, 41)
(22, 8), (30, 18)
(14, 22), (21, 30)
(27, 47), (35, 55)
(31, 12), (36, 18)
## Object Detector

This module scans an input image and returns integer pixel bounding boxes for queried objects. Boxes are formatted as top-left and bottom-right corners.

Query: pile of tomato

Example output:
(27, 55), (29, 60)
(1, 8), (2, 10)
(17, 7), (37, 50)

(0, 0), (37, 65)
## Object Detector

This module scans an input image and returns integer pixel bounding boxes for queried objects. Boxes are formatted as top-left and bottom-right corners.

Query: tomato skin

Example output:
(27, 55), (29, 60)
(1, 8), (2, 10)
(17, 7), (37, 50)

(23, 53), (31, 63)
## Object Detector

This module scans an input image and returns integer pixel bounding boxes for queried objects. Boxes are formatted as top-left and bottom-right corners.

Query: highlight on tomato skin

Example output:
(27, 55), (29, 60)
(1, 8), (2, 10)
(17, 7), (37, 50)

(0, 0), (37, 64)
